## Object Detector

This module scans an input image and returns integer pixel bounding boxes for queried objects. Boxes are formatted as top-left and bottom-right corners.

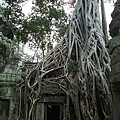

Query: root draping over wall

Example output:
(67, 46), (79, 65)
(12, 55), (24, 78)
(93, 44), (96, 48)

(17, 0), (113, 119)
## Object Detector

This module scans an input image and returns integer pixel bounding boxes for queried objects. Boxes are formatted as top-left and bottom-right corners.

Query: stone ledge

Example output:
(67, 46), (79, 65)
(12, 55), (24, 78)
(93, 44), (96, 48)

(0, 73), (21, 82)
(111, 81), (120, 92)
(41, 95), (66, 103)
(42, 84), (65, 95)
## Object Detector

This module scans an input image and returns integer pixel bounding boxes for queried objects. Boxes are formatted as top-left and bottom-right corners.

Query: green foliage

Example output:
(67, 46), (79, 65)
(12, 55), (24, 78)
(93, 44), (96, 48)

(1, 0), (69, 60)
(0, 32), (20, 64)
(0, 5), (25, 61)
(17, 0), (69, 58)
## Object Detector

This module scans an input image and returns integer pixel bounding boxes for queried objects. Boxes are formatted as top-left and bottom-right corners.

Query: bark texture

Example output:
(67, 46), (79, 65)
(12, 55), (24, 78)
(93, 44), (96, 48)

(17, 0), (113, 119)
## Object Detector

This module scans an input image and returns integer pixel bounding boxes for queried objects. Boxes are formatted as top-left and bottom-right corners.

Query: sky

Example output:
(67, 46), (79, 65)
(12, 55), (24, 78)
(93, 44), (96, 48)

(104, 2), (115, 34)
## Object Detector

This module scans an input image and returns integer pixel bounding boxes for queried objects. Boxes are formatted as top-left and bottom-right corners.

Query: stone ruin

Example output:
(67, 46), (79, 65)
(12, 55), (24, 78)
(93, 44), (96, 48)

(108, 0), (120, 119)
(0, 7), (21, 120)
(14, 0), (112, 120)
(1, 0), (120, 119)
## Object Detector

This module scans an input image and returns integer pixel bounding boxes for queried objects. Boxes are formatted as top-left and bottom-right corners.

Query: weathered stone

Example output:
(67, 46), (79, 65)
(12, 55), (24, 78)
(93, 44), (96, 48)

(0, 99), (10, 120)
(111, 53), (120, 65)
(109, 0), (120, 37)
(41, 95), (66, 103)
(110, 61), (120, 75)
(109, 1), (120, 119)
(0, 25), (21, 120)
(8, 93), (19, 120)
(109, 42), (120, 120)
(42, 84), (65, 95)
(110, 81), (120, 120)
(36, 102), (44, 120)
(0, 87), (12, 99)
(110, 73), (120, 83)
(108, 36), (120, 55)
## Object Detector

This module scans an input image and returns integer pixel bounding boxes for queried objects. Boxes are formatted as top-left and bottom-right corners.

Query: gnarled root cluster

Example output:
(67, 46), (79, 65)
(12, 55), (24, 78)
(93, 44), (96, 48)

(16, 0), (113, 120)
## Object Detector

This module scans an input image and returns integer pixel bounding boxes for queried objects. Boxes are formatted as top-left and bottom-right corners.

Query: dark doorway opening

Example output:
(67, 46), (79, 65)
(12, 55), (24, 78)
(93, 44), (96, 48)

(47, 104), (60, 120)
(0, 99), (10, 120)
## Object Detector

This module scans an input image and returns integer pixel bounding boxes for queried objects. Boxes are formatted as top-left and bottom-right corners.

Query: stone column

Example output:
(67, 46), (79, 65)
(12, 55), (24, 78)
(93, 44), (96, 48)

(109, 0), (120, 119)
(109, 36), (120, 119)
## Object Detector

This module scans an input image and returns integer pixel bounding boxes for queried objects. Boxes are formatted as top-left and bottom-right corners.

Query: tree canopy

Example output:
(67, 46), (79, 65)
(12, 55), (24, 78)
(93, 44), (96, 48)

(0, 0), (70, 61)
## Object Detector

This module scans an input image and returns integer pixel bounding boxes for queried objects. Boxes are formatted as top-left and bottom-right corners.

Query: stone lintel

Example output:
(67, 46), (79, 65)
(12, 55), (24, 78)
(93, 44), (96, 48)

(42, 84), (65, 95)
(41, 95), (66, 103)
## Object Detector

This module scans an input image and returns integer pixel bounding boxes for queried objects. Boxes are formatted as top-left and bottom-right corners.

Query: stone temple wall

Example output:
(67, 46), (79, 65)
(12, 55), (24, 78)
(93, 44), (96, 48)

(0, 6), (22, 119)
(0, 59), (21, 120)
(0, 32), (21, 119)
(109, 0), (120, 119)
(109, 36), (120, 120)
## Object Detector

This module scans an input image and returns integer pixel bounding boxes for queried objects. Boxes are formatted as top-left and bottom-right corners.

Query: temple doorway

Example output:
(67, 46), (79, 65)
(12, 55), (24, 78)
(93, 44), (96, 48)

(45, 104), (61, 120)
